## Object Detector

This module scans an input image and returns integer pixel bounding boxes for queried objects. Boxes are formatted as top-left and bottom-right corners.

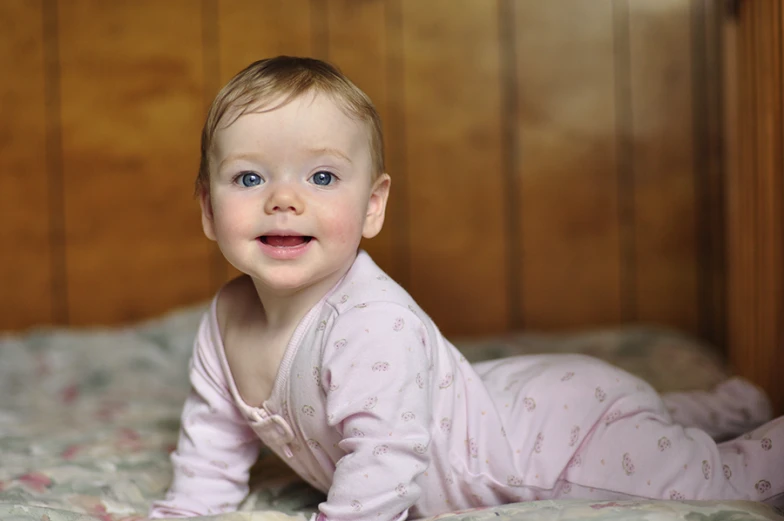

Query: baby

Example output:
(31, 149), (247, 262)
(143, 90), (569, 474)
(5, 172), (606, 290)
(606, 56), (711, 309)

(150, 56), (783, 519)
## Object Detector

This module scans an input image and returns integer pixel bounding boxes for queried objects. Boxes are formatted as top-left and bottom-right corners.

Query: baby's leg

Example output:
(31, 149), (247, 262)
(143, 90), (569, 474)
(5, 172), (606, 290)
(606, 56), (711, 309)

(556, 394), (784, 506)
(661, 377), (773, 441)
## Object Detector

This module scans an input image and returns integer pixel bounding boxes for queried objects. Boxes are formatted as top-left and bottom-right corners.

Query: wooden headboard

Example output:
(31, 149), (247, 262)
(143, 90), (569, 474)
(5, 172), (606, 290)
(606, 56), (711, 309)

(723, 0), (784, 415)
(0, 0), (725, 334)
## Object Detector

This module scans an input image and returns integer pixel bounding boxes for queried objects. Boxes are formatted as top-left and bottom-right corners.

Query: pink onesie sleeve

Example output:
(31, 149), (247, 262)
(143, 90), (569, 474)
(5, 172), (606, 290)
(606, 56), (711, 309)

(149, 311), (263, 518)
(317, 304), (432, 521)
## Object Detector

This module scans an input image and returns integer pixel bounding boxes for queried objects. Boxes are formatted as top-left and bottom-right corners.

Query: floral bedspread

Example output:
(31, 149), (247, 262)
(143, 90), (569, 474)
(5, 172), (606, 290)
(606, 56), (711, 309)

(1, 305), (781, 521)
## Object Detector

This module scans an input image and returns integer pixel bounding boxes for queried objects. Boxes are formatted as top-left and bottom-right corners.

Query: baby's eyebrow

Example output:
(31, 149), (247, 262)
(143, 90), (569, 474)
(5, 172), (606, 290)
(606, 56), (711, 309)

(218, 153), (262, 171)
(306, 147), (352, 164)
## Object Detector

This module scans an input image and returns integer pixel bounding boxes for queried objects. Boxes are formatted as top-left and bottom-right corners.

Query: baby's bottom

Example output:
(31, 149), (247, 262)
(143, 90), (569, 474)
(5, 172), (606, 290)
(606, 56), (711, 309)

(554, 379), (783, 506)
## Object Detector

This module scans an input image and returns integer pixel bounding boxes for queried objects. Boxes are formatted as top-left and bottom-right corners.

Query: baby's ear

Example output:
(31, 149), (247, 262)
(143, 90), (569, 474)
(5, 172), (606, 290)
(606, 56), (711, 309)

(199, 189), (217, 241)
(363, 174), (391, 239)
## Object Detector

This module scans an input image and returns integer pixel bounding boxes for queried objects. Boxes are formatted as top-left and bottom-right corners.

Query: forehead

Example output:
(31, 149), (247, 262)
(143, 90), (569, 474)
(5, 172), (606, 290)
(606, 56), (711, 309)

(213, 92), (370, 159)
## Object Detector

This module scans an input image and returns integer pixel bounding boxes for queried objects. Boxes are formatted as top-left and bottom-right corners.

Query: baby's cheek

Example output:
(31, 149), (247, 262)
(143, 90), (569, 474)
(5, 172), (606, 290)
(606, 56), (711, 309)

(215, 203), (254, 235)
(322, 208), (365, 244)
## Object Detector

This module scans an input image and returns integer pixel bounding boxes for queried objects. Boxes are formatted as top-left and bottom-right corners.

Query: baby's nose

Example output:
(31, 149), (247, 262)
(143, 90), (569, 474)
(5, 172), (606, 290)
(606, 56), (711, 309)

(264, 185), (303, 214)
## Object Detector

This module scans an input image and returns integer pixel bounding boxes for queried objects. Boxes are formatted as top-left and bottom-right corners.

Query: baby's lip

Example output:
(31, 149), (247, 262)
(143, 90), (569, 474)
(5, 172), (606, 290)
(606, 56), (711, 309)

(261, 229), (308, 237)
(258, 231), (313, 246)
(259, 236), (313, 243)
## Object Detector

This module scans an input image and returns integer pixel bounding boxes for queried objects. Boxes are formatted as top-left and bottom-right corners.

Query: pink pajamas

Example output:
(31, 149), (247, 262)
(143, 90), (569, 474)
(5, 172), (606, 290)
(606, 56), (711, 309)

(559, 402), (783, 501)
(462, 355), (782, 506)
(150, 251), (784, 520)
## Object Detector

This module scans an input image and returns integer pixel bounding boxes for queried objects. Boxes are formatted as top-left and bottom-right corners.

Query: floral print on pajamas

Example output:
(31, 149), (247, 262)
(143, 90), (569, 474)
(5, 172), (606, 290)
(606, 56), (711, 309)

(150, 251), (784, 520)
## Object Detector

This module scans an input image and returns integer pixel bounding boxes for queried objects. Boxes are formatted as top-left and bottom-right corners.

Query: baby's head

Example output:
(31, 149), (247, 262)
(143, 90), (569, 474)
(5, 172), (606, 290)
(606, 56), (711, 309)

(197, 57), (391, 291)
(197, 56), (384, 195)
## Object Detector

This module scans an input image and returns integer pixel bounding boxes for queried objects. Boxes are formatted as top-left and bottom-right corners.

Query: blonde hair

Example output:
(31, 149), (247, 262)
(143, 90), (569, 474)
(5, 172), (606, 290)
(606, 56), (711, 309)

(197, 56), (384, 194)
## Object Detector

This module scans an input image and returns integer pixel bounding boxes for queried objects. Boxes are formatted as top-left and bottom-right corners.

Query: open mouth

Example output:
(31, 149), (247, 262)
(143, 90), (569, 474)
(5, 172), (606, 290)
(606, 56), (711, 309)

(259, 236), (313, 247)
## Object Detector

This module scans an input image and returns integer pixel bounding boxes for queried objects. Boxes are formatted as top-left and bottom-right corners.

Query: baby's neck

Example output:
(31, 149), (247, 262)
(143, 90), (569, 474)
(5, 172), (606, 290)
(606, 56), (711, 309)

(251, 272), (342, 333)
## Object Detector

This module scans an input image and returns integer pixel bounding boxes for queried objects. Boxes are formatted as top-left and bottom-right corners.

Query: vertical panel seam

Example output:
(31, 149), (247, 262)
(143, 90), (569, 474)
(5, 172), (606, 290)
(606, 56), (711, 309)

(690, 0), (712, 342)
(612, 0), (636, 323)
(709, 0), (728, 352)
(385, 0), (410, 288)
(747, 0), (759, 377)
(729, 7), (743, 369)
(739, 2), (754, 372)
(776, 0), (784, 393)
(42, 0), (68, 325)
(498, 0), (522, 330)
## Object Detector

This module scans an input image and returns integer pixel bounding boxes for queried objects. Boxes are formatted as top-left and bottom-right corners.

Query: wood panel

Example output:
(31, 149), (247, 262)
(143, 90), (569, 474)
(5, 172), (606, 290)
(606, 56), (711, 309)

(514, 1), (622, 329)
(324, 1), (407, 285)
(218, 0), (313, 83)
(401, 0), (509, 335)
(217, 0), (314, 283)
(0, 0), (729, 340)
(627, 0), (699, 333)
(0, 0), (53, 330)
(696, 0), (728, 350)
(727, 0), (784, 414)
(57, 0), (212, 325)
(722, 4), (740, 359)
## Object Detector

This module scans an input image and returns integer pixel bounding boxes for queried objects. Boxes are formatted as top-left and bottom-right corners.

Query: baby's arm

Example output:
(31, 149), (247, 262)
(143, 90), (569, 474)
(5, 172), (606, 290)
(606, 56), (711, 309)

(149, 313), (263, 518)
(318, 305), (432, 521)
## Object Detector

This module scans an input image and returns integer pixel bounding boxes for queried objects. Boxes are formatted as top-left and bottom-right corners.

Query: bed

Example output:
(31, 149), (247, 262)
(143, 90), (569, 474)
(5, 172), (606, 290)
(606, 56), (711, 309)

(2, 0), (783, 520)
(1, 305), (782, 521)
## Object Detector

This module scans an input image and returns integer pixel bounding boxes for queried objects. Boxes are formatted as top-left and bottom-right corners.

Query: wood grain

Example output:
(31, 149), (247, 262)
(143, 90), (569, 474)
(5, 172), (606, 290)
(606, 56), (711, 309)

(401, 0), (509, 335)
(726, 0), (784, 414)
(324, 0), (407, 285)
(0, 0), (732, 341)
(722, 7), (740, 359)
(513, 0), (622, 329)
(0, 0), (53, 330)
(627, 0), (699, 333)
(57, 0), (212, 325)
(218, 0), (313, 83)
(757, 0), (783, 414)
(696, 0), (728, 350)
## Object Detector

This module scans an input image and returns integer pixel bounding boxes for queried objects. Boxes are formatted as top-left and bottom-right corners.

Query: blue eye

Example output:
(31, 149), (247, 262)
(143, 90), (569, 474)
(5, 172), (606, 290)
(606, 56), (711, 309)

(310, 171), (335, 186)
(238, 172), (262, 187)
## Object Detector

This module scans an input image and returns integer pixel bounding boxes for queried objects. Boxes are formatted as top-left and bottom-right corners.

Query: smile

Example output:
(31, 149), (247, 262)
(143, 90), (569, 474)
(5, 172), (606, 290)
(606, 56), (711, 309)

(259, 235), (313, 247)
(257, 235), (313, 260)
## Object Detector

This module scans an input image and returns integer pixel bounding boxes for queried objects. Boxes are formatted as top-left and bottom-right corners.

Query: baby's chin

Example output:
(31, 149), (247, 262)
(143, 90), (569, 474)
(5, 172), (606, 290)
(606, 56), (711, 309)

(250, 267), (342, 297)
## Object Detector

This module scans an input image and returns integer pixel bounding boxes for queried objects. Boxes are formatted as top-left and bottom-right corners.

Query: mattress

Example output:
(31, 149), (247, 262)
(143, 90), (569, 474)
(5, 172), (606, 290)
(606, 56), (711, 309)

(1, 305), (781, 521)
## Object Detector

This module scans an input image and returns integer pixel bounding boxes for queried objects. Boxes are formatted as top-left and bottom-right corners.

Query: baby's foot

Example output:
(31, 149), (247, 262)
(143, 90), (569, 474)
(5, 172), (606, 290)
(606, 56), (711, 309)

(662, 377), (773, 441)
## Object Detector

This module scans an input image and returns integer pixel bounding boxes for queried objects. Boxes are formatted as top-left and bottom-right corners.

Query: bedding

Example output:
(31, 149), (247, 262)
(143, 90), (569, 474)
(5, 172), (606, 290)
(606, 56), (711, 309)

(1, 305), (781, 521)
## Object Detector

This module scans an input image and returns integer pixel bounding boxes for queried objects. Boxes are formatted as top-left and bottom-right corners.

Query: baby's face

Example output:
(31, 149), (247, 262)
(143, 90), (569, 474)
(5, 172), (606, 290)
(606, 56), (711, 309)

(202, 92), (388, 295)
